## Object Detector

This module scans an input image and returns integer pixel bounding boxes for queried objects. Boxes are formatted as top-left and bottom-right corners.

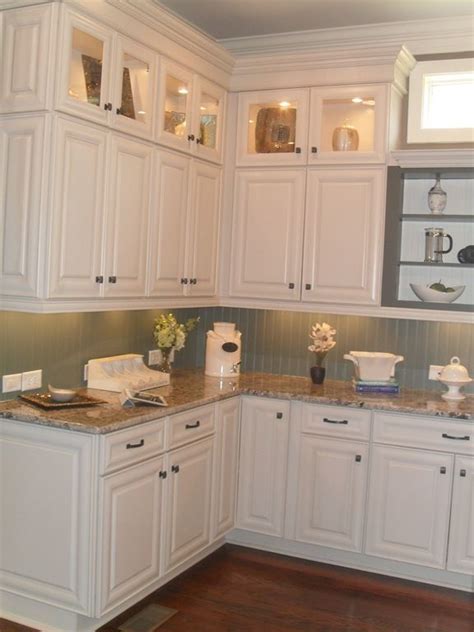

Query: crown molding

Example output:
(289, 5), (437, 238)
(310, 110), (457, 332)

(391, 149), (474, 168)
(221, 15), (474, 58)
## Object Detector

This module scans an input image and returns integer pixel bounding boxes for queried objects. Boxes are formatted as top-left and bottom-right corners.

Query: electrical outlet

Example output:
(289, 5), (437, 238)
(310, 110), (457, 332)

(429, 364), (444, 381)
(2, 373), (22, 393)
(84, 364), (89, 382)
(21, 369), (42, 391)
(148, 349), (161, 365)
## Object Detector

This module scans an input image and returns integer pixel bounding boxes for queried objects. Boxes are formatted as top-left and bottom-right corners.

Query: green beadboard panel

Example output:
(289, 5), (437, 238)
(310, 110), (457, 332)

(1, 307), (473, 399)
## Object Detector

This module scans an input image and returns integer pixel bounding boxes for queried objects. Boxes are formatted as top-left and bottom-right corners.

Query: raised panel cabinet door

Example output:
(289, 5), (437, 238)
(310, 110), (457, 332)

(308, 84), (388, 164)
(110, 35), (158, 140)
(365, 445), (453, 569)
(155, 59), (194, 153)
(0, 420), (94, 615)
(148, 149), (190, 296)
(212, 398), (240, 540)
(48, 117), (106, 298)
(0, 115), (46, 297)
(105, 134), (152, 297)
(236, 397), (290, 536)
(302, 168), (385, 305)
(0, 4), (56, 113)
(447, 456), (474, 575)
(293, 436), (369, 552)
(56, 6), (113, 125)
(230, 169), (306, 300)
(186, 160), (221, 296)
(162, 438), (214, 574)
(192, 76), (226, 164)
(98, 456), (165, 615)
(236, 88), (309, 166)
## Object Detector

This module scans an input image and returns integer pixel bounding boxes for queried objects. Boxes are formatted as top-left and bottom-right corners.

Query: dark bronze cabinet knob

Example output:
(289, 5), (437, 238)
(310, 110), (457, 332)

(187, 134), (195, 141)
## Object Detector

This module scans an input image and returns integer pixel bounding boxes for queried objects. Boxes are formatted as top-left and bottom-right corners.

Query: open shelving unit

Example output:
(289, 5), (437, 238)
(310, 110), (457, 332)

(382, 166), (474, 313)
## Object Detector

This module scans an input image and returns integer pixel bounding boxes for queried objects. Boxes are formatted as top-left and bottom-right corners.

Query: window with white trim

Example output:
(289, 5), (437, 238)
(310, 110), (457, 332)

(407, 58), (474, 143)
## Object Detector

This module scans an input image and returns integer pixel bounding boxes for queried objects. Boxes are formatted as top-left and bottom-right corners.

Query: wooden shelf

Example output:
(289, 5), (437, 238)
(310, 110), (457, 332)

(399, 261), (474, 268)
(400, 214), (473, 222)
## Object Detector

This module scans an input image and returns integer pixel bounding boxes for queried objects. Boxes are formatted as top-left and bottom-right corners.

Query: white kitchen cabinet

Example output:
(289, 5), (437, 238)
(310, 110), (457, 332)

(0, 420), (95, 615)
(48, 116), (107, 298)
(162, 437), (214, 573)
(0, 115), (47, 297)
(0, 4), (56, 113)
(49, 119), (152, 299)
(104, 134), (152, 297)
(236, 397), (290, 536)
(365, 445), (453, 569)
(308, 84), (388, 164)
(149, 151), (221, 298)
(302, 168), (385, 305)
(98, 456), (165, 615)
(155, 59), (226, 164)
(56, 7), (157, 140)
(236, 88), (309, 166)
(447, 456), (474, 575)
(212, 398), (240, 540)
(229, 169), (306, 300)
(292, 435), (369, 552)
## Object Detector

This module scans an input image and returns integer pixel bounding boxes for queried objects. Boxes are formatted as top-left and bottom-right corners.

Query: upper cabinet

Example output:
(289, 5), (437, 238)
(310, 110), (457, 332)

(56, 8), (157, 140)
(308, 84), (387, 164)
(236, 89), (309, 167)
(0, 4), (57, 113)
(236, 85), (388, 167)
(155, 60), (226, 163)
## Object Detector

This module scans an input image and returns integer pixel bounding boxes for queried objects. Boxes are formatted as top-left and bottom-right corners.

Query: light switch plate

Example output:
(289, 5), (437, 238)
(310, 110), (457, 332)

(2, 373), (22, 393)
(21, 369), (42, 391)
(148, 349), (161, 365)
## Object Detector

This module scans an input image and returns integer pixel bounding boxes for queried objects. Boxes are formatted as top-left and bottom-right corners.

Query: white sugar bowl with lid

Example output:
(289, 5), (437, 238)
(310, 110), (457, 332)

(437, 356), (472, 401)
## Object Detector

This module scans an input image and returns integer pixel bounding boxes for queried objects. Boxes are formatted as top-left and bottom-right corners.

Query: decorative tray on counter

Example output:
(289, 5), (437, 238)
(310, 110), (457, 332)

(19, 393), (106, 410)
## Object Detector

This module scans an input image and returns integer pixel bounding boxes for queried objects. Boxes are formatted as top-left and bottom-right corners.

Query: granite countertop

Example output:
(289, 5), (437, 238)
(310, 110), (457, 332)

(0, 369), (472, 434)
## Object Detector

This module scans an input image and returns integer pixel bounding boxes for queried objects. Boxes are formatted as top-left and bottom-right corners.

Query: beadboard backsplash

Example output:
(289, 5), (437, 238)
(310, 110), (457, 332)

(1, 307), (472, 399)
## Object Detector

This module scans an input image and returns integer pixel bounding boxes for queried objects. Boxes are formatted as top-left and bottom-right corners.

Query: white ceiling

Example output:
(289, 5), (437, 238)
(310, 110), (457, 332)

(157, 0), (474, 40)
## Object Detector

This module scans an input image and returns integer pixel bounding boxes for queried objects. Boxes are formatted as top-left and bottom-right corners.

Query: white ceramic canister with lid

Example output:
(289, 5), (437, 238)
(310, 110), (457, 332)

(205, 322), (242, 377)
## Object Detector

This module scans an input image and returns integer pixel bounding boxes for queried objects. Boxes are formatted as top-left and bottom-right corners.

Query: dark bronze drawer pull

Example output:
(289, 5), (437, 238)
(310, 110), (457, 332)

(185, 420), (200, 429)
(323, 418), (348, 425)
(355, 454), (362, 462)
(159, 470), (167, 479)
(442, 433), (470, 441)
(171, 464), (179, 473)
(276, 412), (283, 419)
(126, 439), (144, 449)
(460, 469), (467, 477)
(440, 466), (446, 474)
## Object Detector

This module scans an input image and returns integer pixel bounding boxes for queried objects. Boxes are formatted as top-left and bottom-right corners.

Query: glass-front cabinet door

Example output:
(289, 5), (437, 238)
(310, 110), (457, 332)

(236, 89), (309, 166)
(308, 85), (387, 163)
(155, 60), (194, 152)
(193, 78), (226, 163)
(57, 8), (113, 124)
(111, 36), (157, 139)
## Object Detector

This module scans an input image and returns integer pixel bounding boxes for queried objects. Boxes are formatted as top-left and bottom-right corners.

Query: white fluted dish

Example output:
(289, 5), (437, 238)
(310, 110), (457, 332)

(410, 284), (465, 303)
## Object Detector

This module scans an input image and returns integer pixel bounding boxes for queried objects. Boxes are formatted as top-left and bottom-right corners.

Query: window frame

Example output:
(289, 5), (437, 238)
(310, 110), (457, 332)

(407, 58), (474, 144)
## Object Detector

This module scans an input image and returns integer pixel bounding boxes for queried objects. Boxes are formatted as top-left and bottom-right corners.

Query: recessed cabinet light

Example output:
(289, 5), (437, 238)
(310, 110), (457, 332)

(279, 100), (291, 108)
(178, 87), (188, 95)
(352, 97), (363, 103)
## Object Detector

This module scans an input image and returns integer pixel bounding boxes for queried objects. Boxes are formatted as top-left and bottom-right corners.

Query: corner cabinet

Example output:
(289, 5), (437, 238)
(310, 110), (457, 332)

(229, 167), (385, 305)
(148, 150), (221, 298)
(382, 164), (474, 314)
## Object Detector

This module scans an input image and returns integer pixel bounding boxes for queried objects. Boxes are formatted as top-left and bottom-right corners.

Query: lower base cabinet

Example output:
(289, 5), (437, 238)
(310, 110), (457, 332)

(447, 456), (474, 575)
(98, 456), (165, 614)
(365, 445), (453, 569)
(236, 397), (290, 536)
(292, 435), (369, 552)
(162, 437), (214, 574)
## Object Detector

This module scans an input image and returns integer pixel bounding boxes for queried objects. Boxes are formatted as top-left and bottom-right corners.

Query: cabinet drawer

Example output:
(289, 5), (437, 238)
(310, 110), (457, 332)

(99, 419), (166, 475)
(373, 412), (473, 455)
(168, 404), (215, 449)
(301, 403), (371, 441)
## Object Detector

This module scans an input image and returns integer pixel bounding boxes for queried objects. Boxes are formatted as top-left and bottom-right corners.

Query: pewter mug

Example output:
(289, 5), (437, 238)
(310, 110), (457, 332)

(424, 227), (453, 263)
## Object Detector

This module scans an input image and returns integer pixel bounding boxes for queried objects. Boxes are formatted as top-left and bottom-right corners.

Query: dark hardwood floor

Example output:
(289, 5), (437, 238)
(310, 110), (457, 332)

(2, 545), (473, 631)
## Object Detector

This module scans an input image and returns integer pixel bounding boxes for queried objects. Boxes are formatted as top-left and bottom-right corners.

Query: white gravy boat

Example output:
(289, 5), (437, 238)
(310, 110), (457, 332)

(344, 351), (404, 382)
